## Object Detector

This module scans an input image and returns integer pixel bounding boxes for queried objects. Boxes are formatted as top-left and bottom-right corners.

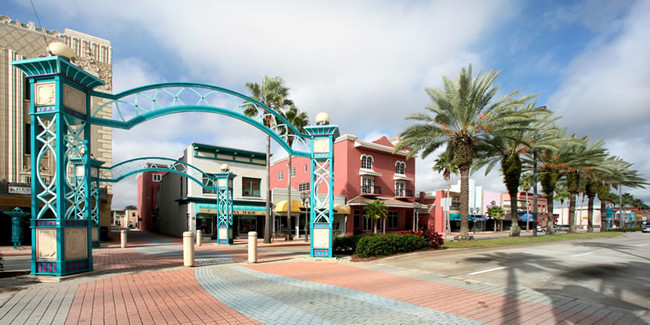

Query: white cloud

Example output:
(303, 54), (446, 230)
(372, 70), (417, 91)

(548, 0), (650, 202)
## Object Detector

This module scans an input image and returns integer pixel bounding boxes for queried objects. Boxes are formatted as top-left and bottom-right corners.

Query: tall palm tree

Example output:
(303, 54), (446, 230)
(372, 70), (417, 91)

(563, 138), (608, 233)
(520, 172), (535, 231)
(364, 200), (387, 234)
(244, 76), (294, 243)
(280, 107), (309, 240)
(394, 64), (533, 240)
(476, 102), (553, 237)
(433, 150), (457, 235)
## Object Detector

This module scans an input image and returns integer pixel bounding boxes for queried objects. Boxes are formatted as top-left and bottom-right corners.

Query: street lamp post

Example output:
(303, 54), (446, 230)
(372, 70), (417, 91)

(300, 191), (310, 242)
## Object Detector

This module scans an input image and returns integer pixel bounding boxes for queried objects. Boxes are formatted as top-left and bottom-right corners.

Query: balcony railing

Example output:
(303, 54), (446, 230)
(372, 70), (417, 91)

(395, 189), (414, 197)
(361, 185), (381, 195)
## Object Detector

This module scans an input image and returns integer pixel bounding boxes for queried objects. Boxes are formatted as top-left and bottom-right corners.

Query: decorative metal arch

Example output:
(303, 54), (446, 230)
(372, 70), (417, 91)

(90, 83), (312, 157)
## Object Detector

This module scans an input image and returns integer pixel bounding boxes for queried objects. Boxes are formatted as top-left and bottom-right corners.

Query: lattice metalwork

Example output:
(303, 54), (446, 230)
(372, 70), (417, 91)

(90, 83), (311, 157)
(312, 159), (332, 224)
(217, 188), (233, 226)
(64, 116), (88, 220)
(90, 182), (99, 225)
(35, 116), (57, 219)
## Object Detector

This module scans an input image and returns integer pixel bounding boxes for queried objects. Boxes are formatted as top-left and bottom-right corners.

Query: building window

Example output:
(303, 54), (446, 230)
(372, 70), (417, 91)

(354, 210), (361, 228)
(361, 154), (373, 169)
(361, 177), (374, 194)
(304, 164), (308, 172)
(388, 211), (398, 228)
(363, 214), (382, 232)
(395, 181), (405, 197)
(291, 167), (296, 177)
(395, 161), (405, 174)
(202, 174), (216, 194)
(24, 76), (30, 100)
(152, 174), (162, 182)
(242, 177), (261, 197)
(299, 183), (310, 191)
(25, 176), (31, 184)
(277, 171), (283, 180)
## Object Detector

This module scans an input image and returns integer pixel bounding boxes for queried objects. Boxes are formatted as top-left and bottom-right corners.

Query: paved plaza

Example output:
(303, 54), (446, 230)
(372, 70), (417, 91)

(0, 230), (648, 324)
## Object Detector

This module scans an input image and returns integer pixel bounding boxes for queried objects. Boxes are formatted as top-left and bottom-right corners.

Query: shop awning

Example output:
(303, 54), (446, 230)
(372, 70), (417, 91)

(274, 200), (304, 213)
(334, 204), (351, 214)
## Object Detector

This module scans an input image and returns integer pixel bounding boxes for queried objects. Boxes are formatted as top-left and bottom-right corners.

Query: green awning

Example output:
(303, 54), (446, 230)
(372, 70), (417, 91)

(449, 213), (461, 221)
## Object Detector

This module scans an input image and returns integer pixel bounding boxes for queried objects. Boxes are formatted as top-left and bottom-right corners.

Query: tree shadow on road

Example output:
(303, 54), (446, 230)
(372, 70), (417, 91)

(465, 252), (566, 324)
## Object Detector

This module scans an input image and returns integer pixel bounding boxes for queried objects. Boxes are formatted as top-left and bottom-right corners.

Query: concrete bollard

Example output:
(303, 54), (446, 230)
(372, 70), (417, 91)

(183, 231), (195, 267)
(248, 231), (257, 263)
(196, 230), (202, 246)
(120, 229), (128, 248)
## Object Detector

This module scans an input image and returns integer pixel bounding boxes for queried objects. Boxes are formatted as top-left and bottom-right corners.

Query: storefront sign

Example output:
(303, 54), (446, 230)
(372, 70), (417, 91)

(8, 185), (31, 195)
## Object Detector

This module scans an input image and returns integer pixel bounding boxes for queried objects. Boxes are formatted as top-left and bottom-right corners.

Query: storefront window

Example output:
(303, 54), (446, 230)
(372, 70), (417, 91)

(242, 177), (261, 197)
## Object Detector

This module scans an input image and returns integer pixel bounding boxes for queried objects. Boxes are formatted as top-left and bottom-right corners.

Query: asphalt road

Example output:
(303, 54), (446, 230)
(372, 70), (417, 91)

(371, 232), (650, 311)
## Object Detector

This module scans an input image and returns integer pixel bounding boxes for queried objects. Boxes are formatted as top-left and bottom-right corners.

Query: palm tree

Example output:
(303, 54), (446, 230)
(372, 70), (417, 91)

(280, 107), (309, 240)
(364, 200), (387, 234)
(520, 172), (534, 231)
(394, 64), (533, 240)
(433, 150), (457, 235)
(563, 138), (608, 233)
(487, 205), (506, 232)
(476, 102), (553, 237)
(244, 76), (295, 243)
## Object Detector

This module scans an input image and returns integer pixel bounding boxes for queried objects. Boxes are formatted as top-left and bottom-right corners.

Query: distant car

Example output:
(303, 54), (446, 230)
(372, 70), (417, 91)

(642, 223), (650, 233)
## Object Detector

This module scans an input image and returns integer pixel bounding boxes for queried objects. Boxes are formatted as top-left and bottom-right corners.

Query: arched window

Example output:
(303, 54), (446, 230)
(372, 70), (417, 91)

(395, 161), (406, 174)
(361, 155), (373, 169)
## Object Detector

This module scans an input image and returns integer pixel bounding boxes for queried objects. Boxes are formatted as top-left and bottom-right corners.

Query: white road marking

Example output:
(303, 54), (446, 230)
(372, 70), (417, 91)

(570, 252), (594, 257)
(468, 266), (507, 275)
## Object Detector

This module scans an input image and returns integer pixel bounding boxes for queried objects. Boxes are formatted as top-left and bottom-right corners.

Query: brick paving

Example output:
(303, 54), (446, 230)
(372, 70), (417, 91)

(1, 230), (648, 324)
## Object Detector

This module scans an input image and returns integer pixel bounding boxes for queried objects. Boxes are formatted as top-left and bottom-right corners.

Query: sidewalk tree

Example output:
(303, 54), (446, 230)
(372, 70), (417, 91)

(244, 76), (295, 243)
(474, 101), (553, 237)
(433, 150), (457, 235)
(364, 200), (387, 234)
(487, 205), (506, 232)
(280, 107), (309, 240)
(394, 64), (533, 240)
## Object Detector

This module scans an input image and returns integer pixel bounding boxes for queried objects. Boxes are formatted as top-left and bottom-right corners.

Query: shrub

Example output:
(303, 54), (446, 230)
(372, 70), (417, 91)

(398, 230), (445, 249)
(333, 234), (366, 254)
(355, 234), (429, 258)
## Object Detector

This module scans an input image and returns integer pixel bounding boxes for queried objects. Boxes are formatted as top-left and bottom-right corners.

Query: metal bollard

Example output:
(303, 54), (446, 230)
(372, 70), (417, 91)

(248, 231), (257, 263)
(183, 231), (195, 267)
(196, 230), (202, 246)
(120, 229), (128, 248)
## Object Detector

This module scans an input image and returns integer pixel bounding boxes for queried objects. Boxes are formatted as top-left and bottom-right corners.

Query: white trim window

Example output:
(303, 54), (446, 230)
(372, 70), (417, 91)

(361, 154), (373, 170)
(388, 211), (398, 228)
(278, 171), (283, 180)
(361, 177), (374, 194)
(395, 161), (406, 175)
(395, 181), (405, 197)
(291, 167), (296, 177)
(152, 174), (162, 182)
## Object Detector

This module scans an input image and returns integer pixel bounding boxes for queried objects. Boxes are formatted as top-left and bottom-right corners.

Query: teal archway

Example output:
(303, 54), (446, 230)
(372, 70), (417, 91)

(13, 55), (339, 277)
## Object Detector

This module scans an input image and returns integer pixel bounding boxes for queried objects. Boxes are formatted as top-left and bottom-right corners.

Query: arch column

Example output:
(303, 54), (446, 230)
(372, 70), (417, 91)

(13, 56), (105, 276)
(215, 170), (236, 244)
(305, 123), (339, 258)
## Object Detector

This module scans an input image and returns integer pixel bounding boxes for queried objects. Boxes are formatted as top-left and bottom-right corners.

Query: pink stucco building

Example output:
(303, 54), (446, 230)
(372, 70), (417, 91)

(270, 134), (423, 236)
(136, 167), (168, 231)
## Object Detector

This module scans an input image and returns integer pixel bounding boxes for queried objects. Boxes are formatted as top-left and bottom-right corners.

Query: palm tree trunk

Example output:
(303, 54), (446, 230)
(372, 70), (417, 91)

(568, 193), (577, 233)
(587, 194), (595, 232)
(509, 190), (521, 236)
(600, 199), (607, 231)
(264, 135), (272, 243)
(382, 218), (386, 234)
(459, 168), (470, 240)
(287, 155), (293, 240)
(373, 218), (377, 234)
(546, 192), (555, 234)
(446, 179), (451, 235)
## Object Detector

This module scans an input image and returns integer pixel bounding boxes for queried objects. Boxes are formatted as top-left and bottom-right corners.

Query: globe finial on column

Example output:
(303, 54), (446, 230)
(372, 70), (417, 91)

(315, 112), (330, 126)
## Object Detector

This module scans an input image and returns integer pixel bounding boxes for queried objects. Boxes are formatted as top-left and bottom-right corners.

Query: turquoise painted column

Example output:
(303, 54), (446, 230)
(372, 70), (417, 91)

(89, 158), (105, 247)
(215, 165), (236, 245)
(13, 52), (105, 277)
(305, 113), (340, 258)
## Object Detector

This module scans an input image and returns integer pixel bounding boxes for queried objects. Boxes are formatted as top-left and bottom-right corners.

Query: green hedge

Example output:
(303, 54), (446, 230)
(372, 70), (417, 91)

(355, 234), (429, 258)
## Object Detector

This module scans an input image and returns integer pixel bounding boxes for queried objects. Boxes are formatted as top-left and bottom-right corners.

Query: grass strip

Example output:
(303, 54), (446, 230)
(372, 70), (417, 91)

(442, 232), (622, 249)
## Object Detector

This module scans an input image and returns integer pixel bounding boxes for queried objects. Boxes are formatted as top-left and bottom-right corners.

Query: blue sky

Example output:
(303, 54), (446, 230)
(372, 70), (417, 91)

(4, 0), (649, 209)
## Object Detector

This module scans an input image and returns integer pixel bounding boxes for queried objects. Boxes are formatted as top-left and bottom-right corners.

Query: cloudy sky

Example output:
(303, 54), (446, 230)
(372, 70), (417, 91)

(5, 0), (649, 209)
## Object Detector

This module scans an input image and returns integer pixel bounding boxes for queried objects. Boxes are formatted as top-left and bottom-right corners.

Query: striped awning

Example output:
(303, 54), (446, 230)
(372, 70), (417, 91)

(274, 200), (304, 213)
